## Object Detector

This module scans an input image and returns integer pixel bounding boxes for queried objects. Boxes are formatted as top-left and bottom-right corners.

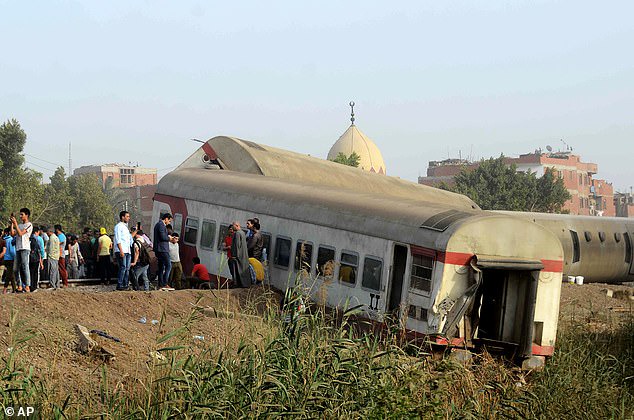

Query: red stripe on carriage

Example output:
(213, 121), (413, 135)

(540, 259), (564, 273)
(532, 344), (554, 356)
(201, 142), (218, 160)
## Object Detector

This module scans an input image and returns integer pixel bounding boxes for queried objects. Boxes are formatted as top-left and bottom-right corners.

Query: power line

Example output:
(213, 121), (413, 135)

(25, 160), (57, 173)
(24, 153), (63, 167)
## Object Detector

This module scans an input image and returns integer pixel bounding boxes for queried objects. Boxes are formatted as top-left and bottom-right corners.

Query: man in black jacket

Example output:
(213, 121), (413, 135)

(153, 213), (173, 289)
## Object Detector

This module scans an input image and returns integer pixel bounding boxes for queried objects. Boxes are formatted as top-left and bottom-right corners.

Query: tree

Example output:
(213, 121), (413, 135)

(44, 167), (76, 230)
(445, 156), (571, 212)
(330, 152), (361, 167)
(2, 168), (47, 223)
(69, 174), (113, 231)
(0, 119), (27, 213)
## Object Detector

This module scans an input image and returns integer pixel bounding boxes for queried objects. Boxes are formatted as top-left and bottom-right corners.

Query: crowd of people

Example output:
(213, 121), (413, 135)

(0, 208), (266, 293)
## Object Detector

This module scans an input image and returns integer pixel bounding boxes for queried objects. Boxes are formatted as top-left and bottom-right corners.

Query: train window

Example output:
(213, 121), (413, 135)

(274, 236), (292, 269)
(172, 213), (183, 236)
(362, 257), (382, 291)
(316, 246), (336, 279)
(217, 224), (231, 251)
(294, 241), (313, 272)
(410, 254), (433, 293)
(200, 220), (216, 250)
(615, 232), (622, 243)
(408, 305), (428, 322)
(624, 233), (632, 264)
(261, 233), (271, 262)
(599, 232), (606, 243)
(183, 217), (199, 245)
(584, 231), (592, 242)
(339, 251), (358, 285)
(570, 230), (580, 263)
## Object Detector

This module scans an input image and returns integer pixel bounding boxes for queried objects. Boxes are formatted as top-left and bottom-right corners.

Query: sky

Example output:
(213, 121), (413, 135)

(1, 1), (633, 192)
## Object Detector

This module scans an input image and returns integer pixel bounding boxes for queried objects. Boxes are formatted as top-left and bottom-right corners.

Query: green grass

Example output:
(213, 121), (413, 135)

(1, 293), (633, 419)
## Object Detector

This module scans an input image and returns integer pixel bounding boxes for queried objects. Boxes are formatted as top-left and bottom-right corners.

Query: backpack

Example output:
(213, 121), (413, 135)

(29, 236), (40, 262)
(135, 239), (150, 266)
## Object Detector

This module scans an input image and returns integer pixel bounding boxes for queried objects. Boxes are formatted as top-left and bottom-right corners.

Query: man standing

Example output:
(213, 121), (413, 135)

(153, 213), (172, 289)
(168, 233), (182, 289)
(97, 227), (112, 283)
(54, 225), (68, 287)
(36, 226), (46, 285)
(247, 218), (264, 261)
(230, 221), (251, 288)
(114, 211), (132, 291)
(46, 226), (60, 289)
(28, 226), (43, 291)
(11, 208), (33, 293)
(130, 229), (150, 291)
(2, 228), (16, 293)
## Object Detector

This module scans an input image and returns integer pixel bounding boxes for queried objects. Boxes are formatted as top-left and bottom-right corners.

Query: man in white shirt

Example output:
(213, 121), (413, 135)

(167, 233), (181, 290)
(10, 207), (33, 293)
(113, 211), (132, 291)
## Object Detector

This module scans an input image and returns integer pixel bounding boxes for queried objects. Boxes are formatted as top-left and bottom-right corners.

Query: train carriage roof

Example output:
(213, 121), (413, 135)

(158, 168), (487, 248)
(175, 136), (479, 211)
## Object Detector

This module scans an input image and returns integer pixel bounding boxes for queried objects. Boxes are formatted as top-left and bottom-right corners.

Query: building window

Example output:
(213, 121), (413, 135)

(599, 232), (606, 243)
(120, 168), (135, 184)
(410, 254), (434, 293)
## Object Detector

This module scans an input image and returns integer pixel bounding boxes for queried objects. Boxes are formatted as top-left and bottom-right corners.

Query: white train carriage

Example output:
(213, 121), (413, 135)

(154, 168), (563, 362)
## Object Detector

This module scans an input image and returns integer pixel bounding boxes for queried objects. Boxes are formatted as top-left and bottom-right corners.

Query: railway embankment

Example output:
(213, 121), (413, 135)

(0, 283), (632, 418)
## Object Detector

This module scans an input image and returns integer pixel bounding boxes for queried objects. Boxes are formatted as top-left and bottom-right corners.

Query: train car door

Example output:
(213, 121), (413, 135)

(471, 256), (543, 357)
(387, 244), (408, 315)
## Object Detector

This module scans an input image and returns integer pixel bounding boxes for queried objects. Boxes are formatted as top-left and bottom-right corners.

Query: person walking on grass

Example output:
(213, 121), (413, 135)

(11, 208), (33, 293)
(114, 211), (132, 291)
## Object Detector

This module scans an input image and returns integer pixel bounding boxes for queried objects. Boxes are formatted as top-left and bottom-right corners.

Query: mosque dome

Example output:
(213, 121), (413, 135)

(327, 102), (386, 175)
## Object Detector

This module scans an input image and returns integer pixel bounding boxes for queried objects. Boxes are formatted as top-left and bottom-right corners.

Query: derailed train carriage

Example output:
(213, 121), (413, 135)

(154, 139), (564, 365)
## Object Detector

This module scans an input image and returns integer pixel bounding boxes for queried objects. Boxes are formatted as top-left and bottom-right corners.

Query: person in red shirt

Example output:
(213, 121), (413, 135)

(222, 225), (234, 259)
(189, 257), (211, 289)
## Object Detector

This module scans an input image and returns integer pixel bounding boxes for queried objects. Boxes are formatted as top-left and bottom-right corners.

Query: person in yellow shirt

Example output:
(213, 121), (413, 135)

(97, 227), (113, 283)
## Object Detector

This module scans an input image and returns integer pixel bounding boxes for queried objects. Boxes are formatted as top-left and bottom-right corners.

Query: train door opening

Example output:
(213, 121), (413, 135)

(474, 268), (536, 356)
(387, 245), (408, 314)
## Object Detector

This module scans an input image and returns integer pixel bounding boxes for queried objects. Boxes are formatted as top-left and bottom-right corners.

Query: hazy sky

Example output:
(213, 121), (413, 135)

(2, 1), (633, 191)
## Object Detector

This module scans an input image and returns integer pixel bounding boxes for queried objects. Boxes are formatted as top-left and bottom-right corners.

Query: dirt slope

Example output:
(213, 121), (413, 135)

(0, 282), (632, 404)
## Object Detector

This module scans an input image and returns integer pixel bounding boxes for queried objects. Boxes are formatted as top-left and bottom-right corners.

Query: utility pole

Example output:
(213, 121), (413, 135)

(68, 142), (72, 175)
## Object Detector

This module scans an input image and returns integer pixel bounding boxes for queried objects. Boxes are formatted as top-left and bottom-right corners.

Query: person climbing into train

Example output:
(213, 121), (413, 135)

(230, 221), (250, 288)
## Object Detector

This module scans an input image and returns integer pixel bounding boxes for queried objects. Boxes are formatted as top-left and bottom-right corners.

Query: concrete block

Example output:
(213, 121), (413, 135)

(449, 349), (473, 365)
(601, 289), (614, 298)
(521, 356), (545, 371)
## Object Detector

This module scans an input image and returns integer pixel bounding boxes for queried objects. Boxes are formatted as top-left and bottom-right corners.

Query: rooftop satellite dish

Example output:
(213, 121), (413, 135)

(546, 145), (553, 152)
